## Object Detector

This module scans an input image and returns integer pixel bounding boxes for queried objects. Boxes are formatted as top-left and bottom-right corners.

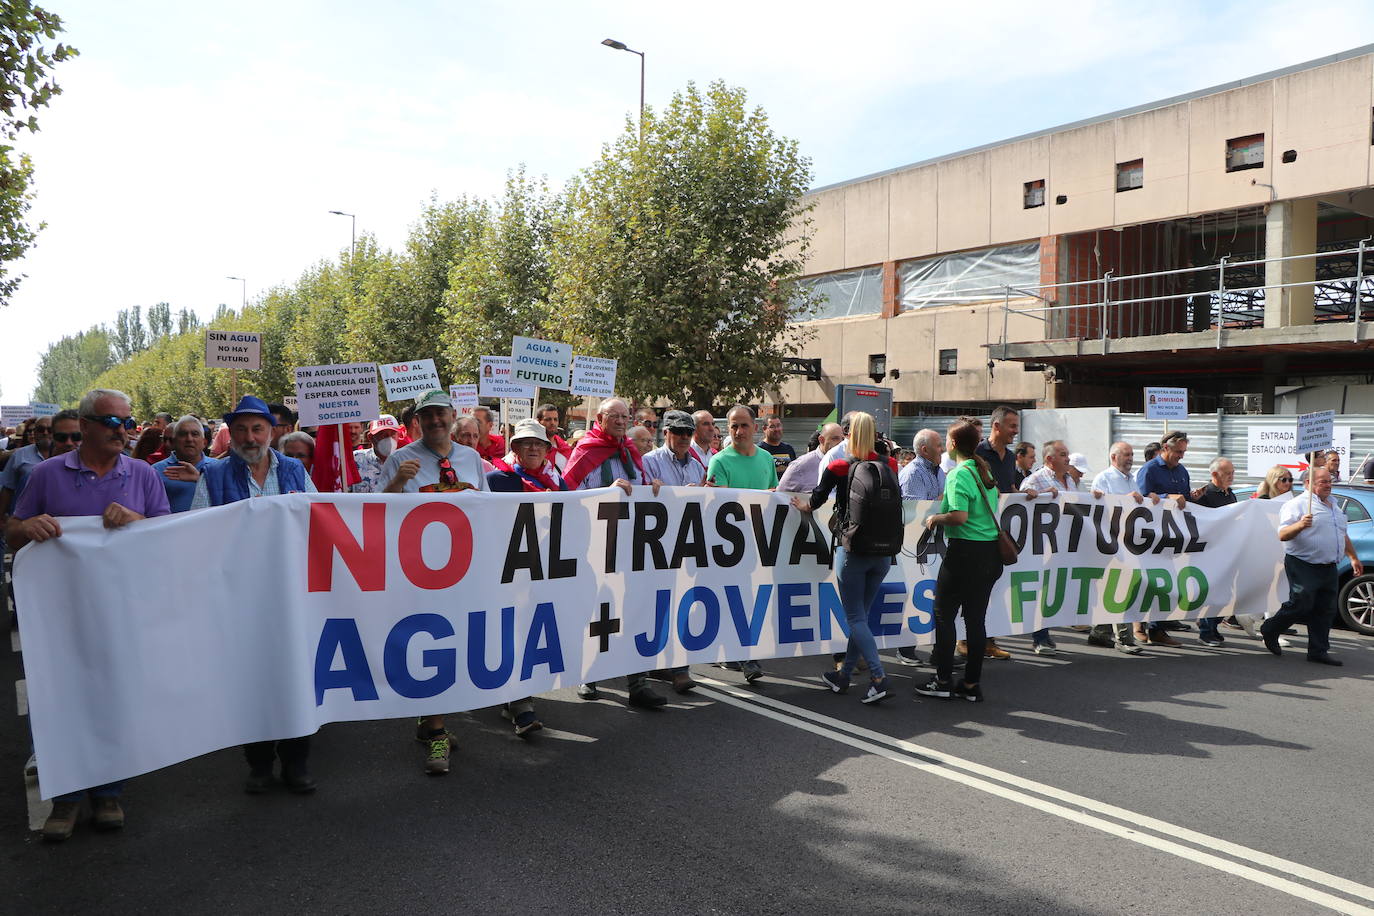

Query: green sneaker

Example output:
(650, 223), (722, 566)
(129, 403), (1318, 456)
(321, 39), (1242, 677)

(424, 733), (452, 775)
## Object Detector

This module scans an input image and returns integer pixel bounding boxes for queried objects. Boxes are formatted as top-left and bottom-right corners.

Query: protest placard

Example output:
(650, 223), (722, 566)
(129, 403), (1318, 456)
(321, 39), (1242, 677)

(205, 330), (262, 369)
(1144, 387), (1187, 420)
(0, 405), (32, 426)
(511, 336), (572, 390)
(378, 359), (441, 402)
(28, 402), (59, 417)
(571, 355), (617, 398)
(500, 398), (532, 426)
(1245, 425), (1351, 477)
(292, 363), (380, 427)
(449, 384), (478, 409)
(1296, 409), (1336, 455)
(479, 356), (535, 398)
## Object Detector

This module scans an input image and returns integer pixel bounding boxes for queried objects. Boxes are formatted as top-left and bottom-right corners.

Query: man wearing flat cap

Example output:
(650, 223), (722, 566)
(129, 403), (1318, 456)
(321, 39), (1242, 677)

(190, 395), (318, 795)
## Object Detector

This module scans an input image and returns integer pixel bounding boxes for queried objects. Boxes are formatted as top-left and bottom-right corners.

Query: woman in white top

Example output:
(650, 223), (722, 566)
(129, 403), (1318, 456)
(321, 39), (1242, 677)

(1255, 464), (1296, 502)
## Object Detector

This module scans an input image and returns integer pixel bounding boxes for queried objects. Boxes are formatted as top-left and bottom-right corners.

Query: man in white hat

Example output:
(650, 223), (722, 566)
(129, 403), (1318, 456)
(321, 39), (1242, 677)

(352, 414), (403, 494)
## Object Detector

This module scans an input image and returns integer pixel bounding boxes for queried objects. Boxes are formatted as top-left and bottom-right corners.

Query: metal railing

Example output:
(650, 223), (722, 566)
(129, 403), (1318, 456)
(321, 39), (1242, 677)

(987, 238), (1374, 353)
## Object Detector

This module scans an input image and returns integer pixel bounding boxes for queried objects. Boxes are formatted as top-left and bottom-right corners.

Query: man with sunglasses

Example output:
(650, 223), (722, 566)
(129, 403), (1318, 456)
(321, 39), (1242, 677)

(6, 389), (171, 841)
(379, 389), (490, 775)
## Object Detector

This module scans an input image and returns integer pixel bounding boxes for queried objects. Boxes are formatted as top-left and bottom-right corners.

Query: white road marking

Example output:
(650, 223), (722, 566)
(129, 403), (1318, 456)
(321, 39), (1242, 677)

(695, 677), (1374, 915)
(15, 678), (25, 716)
(536, 728), (599, 744)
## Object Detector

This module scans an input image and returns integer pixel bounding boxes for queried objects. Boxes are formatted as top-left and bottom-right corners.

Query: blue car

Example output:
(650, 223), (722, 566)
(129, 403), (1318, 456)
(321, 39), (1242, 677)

(1237, 483), (1374, 634)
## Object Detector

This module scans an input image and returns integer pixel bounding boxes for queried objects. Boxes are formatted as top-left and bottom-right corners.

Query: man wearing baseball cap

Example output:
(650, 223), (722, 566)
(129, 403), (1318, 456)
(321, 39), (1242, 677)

(189, 395), (318, 796)
(378, 389), (490, 774)
(352, 414), (403, 494)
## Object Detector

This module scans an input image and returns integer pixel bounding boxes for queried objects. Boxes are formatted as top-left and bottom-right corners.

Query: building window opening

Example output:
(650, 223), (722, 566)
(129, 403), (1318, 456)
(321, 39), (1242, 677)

(1023, 179), (1045, 209)
(1116, 159), (1143, 192)
(938, 349), (958, 375)
(1225, 134), (1264, 172)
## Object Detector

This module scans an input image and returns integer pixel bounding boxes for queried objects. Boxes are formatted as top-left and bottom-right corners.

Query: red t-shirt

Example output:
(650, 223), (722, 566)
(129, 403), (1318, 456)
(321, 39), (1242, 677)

(478, 434), (506, 463)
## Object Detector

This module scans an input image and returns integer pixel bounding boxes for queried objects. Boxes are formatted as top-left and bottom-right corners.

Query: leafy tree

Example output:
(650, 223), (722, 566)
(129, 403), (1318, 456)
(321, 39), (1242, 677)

(441, 170), (558, 383)
(110, 305), (148, 362)
(175, 306), (200, 335)
(0, 2), (76, 306)
(146, 301), (172, 339)
(552, 80), (815, 408)
(32, 324), (111, 405)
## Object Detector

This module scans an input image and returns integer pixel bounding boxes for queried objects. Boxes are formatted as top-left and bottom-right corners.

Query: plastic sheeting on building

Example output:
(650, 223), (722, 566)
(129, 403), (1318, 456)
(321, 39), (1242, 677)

(799, 265), (884, 321)
(898, 242), (1041, 311)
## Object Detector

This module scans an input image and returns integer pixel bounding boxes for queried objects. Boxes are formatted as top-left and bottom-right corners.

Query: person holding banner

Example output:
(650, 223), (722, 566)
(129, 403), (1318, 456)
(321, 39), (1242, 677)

(1018, 440), (1079, 655)
(152, 415), (213, 513)
(563, 397), (669, 708)
(6, 388), (171, 840)
(1263, 467), (1363, 666)
(471, 406), (506, 464)
(187, 396), (319, 794)
(379, 390), (491, 772)
(1134, 431), (1192, 647)
(641, 410), (708, 488)
(917, 420), (1007, 704)
(689, 410), (717, 468)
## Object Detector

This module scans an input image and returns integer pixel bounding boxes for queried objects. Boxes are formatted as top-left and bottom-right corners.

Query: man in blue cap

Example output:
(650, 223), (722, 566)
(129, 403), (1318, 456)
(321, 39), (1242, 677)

(189, 395), (318, 795)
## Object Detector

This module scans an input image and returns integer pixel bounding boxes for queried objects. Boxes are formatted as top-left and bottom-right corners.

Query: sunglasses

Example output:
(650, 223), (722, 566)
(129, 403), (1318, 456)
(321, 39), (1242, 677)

(52, 431), (82, 443)
(642, 421), (658, 429)
(437, 456), (458, 488)
(84, 414), (138, 431)
(1277, 476), (1293, 483)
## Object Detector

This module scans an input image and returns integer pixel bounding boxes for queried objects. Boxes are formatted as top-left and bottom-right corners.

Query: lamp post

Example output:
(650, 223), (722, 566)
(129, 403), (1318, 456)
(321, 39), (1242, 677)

(328, 209), (356, 283)
(225, 276), (246, 310)
(600, 38), (645, 140)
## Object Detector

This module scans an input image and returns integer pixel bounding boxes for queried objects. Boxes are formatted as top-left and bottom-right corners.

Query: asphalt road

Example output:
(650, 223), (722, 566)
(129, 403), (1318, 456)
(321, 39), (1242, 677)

(5, 576), (1374, 914)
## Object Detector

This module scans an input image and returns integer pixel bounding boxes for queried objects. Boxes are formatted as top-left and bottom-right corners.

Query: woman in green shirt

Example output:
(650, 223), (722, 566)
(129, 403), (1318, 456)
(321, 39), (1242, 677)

(916, 420), (1006, 703)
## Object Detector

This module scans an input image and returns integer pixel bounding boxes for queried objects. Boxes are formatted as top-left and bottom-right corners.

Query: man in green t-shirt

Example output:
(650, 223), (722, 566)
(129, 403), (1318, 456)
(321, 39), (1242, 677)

(706, 405), (777, 682)
(706, 405), (779, 491)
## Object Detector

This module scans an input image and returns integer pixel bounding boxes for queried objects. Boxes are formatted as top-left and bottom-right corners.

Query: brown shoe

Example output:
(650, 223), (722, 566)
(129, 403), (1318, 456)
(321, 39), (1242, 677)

(1132, 625), (1149, 643)
(671, 673), (697, 694)
(956, 640), (969, 658)
(1148, 631), (1182, 648)
(984, 641), (1012, 660)
(92, 797), (124, 831)
(42, 800), (81, 842)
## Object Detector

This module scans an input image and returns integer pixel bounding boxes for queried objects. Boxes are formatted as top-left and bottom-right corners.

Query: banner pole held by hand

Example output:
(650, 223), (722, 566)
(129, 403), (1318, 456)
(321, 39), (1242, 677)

(337, 423), (348, 494)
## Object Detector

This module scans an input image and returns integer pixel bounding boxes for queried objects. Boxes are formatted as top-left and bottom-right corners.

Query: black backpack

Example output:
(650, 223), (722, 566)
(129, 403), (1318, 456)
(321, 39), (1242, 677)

(837, 459), (904, 556)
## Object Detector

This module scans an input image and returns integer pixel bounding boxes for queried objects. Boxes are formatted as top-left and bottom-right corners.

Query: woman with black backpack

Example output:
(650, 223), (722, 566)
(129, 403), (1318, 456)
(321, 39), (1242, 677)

(916, 420), (1009, 703)
(792, 411), (902, 704)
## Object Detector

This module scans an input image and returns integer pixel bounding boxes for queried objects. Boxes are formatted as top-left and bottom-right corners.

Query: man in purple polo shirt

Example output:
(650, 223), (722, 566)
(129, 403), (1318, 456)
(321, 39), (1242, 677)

(6, 387), (170, 842)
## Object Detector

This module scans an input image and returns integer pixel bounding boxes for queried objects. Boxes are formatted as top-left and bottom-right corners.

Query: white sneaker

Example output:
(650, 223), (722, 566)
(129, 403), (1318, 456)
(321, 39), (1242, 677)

(1278, 636), (1293, 648)
(1033, 642), (1057, 656)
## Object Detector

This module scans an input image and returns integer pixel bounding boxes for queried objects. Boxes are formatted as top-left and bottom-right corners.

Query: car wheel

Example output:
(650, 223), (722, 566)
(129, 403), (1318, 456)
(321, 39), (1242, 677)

(1339, 574), (1374, 636)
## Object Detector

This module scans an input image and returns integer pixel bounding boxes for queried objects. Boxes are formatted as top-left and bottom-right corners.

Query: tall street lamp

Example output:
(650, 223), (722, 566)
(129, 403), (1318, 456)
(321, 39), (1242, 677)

(226, 276), (246, 310)
(328, 210), (356, 283)
(601, 38), (645, 139)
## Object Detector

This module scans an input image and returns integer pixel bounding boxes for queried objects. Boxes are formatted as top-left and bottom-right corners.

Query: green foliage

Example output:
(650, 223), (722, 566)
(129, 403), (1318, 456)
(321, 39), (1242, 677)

(32, 324), (111, 405)
(0, 2), (76, 306)
(551, 80), (815, 409)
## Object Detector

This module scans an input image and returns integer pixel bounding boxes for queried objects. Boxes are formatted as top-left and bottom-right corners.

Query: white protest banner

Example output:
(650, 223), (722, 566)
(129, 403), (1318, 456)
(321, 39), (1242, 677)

(449, 384), (479, 409)
(205, 330), (262, 369)
(1245, 425), (1352, 477)
(511, 336), (572, 390)
(28, 402), (59, 417)
(1296, 410), (1336, 455)
(378, 359), (441, 402)
(501, 398), (532, 426)
(16, 490), (1284, 799)
(284, 396), (298, 412)
(571, 355), (617, 398)
(1144, 387), (1187, 420)
(292, 363), (380, 427)
(479, 356), (535, 398)
(0, 405), (32, 426)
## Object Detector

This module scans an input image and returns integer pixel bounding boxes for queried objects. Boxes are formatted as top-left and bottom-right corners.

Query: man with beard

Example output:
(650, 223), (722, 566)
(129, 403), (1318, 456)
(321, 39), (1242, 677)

(6, 389), (170, 841)
(152, 414), (213, 513)
(189, 396), (317, 795)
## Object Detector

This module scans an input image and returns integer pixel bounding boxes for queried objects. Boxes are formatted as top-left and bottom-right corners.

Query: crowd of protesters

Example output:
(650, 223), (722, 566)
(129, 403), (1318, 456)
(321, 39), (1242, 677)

(0, 389), (1367, 842)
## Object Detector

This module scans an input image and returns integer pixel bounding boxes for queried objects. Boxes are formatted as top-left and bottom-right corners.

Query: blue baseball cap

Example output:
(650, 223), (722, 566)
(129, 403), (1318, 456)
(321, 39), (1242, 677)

(224, 395), (277, 427)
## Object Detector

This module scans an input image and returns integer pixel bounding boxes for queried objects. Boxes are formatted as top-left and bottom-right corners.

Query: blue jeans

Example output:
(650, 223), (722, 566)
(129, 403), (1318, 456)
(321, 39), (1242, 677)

(834, 547), (889, 681)
(1197, 616), (1221, 638)
(58, 781), (123, 802)
(1032, 628), (1051, 645)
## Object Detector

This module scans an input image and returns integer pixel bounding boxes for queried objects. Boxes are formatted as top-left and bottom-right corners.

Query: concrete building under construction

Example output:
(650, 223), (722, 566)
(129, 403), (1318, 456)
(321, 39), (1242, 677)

(778, 45), (1374, 421)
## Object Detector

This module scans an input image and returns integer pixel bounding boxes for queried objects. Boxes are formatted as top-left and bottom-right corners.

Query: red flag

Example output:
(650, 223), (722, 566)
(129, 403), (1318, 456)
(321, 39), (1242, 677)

(312, 423), (361, 492)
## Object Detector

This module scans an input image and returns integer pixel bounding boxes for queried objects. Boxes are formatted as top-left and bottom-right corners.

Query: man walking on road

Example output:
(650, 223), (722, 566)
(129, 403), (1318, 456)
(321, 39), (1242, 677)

(1189, 457), (1238, 647)
(1263, 467), (1362, 666)
(7, 388), (171, 841)
(974, 407), (1036, 660)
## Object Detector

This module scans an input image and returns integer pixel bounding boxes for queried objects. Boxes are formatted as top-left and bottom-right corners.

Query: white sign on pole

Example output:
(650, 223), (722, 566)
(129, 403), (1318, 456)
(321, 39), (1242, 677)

(1295, 410), (1337, 455)
(449, 384), (479, 409)
(510, 336), (573, 390)
(500, 398), (532, 426)
(377, 359), (441, 402)
(1144, 387), (1188, 420)
(1245, 425), (1351, 477)
(570, 355), (617, 398)
(478, 356), (535, 398)
(28, 402), (59, 417)
(283, 396), (298, 412)
(1, 405), (32, 426)
(292, 363), (380, 427)
(205, 330), (262, 370)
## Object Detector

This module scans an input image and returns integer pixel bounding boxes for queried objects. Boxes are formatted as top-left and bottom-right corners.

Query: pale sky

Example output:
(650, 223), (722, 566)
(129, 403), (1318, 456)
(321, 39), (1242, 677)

(3, 0), (1372, 401)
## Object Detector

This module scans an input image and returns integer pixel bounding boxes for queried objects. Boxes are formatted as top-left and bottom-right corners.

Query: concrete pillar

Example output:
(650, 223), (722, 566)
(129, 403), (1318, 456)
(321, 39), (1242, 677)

(880, 261), (899, 319)
(1264, 199), (1317, 328)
